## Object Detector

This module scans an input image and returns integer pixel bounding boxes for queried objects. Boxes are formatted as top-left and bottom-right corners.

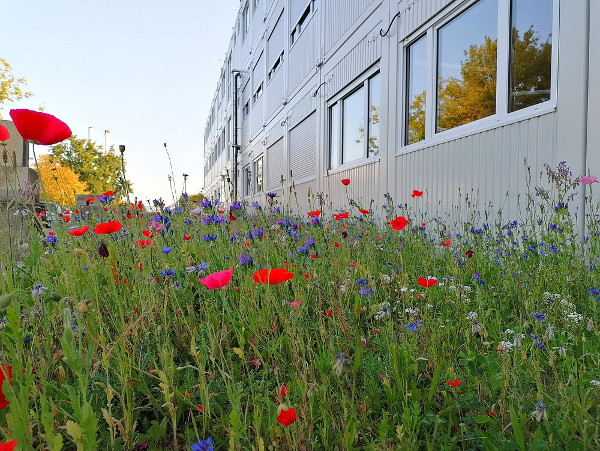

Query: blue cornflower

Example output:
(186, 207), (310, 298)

(201, 234), (218, 242)
(305, 237), (316, 247)
(533, 312), (546, 322)
(272, 206), (281, 213)
(31, 284), (47, 299)
(266, 192), (278, 199)
(191, 437), (214, 451)
(406, 320), (423, 332)
(249, 227), (264, 239)
(297, 244), (310, 254)
(229, 201), (242, 211)
(83, 266), (89, 270)
(474, 273), (484, 285)
(200, 198), (213, 209)
(356, 279), (367, 286)
(160, 269), (177, 277)
(239, 253), (254, 266)
(251, 201), (262, 209)
(182, 192), (188, 200)
(46, 235), (58, 244)
(162, 247), (172, 254)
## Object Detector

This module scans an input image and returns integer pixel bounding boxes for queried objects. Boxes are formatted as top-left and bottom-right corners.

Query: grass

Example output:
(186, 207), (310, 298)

(0, 161), (599, 450)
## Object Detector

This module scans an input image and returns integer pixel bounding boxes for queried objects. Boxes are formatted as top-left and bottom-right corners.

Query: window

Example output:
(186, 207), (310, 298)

(242, 3), (250, 40)
(242, 165), (252, 197)
(253, 82), (263, 103)
(509, 0), (552, 112)
(406, 35), (427, 144)
(403, 0), (554, 145)
(291, 0), (316, 45)
(329, 72), (380, 169)
(243, 100), (250, 119)
(268, 51), (284, 80)
(253, 156), (263, 193)
(253, 0), (260, 11)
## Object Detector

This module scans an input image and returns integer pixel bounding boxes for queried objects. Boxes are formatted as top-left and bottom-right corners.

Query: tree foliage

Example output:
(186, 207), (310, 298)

(37, 155), (88, 206)
(408, 27), (551, 138)
(49, 136), (132, 201)
(0, 58), (32, 117)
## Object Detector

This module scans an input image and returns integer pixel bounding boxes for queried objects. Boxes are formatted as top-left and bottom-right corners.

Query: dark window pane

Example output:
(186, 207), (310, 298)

(509, 0), (552, 112)
(368, 73), (380, 157)
(329, 103), (340, 169)
(436, 0), (498, 133)
(342, 86), (365, 163)
(406, 35), (427, 144)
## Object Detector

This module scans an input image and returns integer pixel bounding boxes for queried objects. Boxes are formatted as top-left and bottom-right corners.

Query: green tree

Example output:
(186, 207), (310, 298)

(49, 136), (132, 202)
(0, 58), (32, 117)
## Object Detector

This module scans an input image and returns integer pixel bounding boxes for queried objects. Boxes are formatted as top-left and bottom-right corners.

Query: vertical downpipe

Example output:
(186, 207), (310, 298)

(232, 71), (242, 202)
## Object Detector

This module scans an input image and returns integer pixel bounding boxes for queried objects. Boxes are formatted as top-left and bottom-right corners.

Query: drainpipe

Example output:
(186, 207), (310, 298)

(231, 70), (243, 202)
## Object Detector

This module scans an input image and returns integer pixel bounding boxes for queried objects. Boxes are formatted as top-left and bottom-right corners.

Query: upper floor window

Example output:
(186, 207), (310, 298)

(291, 0), (316, 45)
(329, 71), (380, 169)
(242, 3), (250, 40)
(253, 82), (263, 103)
(404, 0), (554, 145)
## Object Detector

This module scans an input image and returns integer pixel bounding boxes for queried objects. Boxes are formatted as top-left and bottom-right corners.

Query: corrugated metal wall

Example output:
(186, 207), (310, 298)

(289, 111), (317, 181)
(395, 113), (557, 223)
(398, 0), (454, 40)
(324, 0), (376, 53)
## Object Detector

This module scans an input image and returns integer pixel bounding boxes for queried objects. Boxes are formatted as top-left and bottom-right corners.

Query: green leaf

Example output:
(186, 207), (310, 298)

(474, 415), (491, 424)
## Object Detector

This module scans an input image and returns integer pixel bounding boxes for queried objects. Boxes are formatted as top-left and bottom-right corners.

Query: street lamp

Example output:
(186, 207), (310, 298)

(182, 173), (189, 194)
(119, 145), (130, 203)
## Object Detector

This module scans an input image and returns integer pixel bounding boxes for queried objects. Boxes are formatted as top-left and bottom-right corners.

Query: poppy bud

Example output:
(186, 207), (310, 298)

(98, 242), (109, 258)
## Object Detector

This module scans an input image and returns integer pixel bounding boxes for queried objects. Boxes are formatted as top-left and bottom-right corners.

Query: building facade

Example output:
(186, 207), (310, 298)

(203, 0), (597, 228)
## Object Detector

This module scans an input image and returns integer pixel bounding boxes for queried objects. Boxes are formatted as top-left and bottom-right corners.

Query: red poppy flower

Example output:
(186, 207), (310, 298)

(141, 230), (155, 237)
(446, 379), (461, 387)
(9, 109), (72, 145)
(465, 249), (474, 258)
(411, 190), (423, 198)
(68, 226), (90, 237)
(359, 209), (370, 214)
(0, 124), (10, 141)
(0, 440), (18, 451)
(86, 196), (95, 204)
(197, 267), (234, 289)
(64, 215), (71, 223)
(103, 191), (114, 197)
(137, 240), (152, 247)
(390, 216), (408, 231)
(137, 201), (143, 211)
(277, 405), (297, 426)
(183, 234), (191, 240)
(280, 385), (289, 398)
(95, 220), (122, 234)
(36, 211), (45, 216)
(417, 277), (438, 287)
(253, 268), (294, 285)
(327, 309), (333, 317)
(440, 239), (452, 246)
(307, 210), (321, 217)
(341, 179), (350, 186)
(334, 212), (349, 220)
(0, 364), (13, 410)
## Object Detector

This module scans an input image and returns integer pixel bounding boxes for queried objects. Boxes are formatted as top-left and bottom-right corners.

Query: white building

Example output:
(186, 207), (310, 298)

(203, 0), (596, 227)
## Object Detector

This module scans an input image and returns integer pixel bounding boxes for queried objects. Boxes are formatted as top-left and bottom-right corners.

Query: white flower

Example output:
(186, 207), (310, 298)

(591, 380), (600, 386)
(466, 311), (478, 320)
(513, 333), (525, 347)
(532, 401), (548, 422)
(552, 346), (567, 357)
(498, 340), (514, 350)
(504, 329), (515, 335)
(565, 312), (582, 323)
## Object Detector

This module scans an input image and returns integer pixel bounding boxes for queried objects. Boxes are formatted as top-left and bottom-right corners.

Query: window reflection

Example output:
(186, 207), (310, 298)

(509, 0), (552, 112)
(329, 103), (340, 169)
(407, 35), (427, 144)
(368, 73), (381, 157)
(342, 87), (365, 163)
(436, 0), (498, 133)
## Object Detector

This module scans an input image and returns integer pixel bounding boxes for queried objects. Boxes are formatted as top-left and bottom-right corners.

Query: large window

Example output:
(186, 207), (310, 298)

(329, 71), (380, 169)
(404, 0), (554, 145)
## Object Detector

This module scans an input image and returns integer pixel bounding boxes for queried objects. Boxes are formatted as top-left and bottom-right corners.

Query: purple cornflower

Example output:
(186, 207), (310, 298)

(356, 279), (367, 286)
(46, 235), (58, 244)
(185, 262), (210, 274)
(359, 286), (373, 297)
(200, 198), (213, 209)
(182, 192), (188, 200)
(239, 253), (254, 265)
(249, 227), (264, 239)
(191, 437), (214, 451)
(251, 201), (262, 210)
(201, 234), (218, 242)
(160, 269), (177, 277)
(474, 273), (485, 285)
(266, 192), (278, 199)
(161, 247), (172, 254)
(229, 201), (242, 211)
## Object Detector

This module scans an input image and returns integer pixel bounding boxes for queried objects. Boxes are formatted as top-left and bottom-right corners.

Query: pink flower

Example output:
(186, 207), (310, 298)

(580, 175), (598, 185)
(290, 300), (302, 307)
(198, 267), (233, 289)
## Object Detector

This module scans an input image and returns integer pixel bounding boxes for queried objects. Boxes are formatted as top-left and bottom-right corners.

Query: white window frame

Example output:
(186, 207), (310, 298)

(327, 66), (381, 172)
(253, 156), (263, 193)
(242, 165), (252, 197)
(399, 0), (558, 154)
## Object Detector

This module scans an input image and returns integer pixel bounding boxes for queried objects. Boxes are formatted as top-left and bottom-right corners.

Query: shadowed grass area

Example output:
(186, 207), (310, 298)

(0, 162), (599, 450)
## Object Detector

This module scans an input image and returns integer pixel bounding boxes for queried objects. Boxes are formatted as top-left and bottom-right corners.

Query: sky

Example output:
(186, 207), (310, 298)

(0, 0), (240, 204)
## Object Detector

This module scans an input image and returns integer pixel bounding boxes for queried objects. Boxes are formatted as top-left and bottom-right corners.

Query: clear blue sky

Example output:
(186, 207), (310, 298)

(0, 0), (240, 203)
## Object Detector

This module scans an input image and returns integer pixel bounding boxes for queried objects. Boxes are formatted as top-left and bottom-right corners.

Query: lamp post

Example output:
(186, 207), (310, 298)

(119, 145), (130, 204)
(182, 173), (189, 195)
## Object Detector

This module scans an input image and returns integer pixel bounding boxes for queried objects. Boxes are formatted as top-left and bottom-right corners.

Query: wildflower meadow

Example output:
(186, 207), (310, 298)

(1, 113), (600, 450)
